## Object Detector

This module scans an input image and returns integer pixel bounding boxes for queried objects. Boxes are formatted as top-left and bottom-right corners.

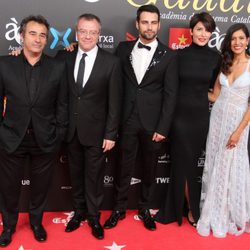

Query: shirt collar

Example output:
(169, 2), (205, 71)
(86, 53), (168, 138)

(77, 45), (98, 59)
(22, 52), (44, 66)
(137, 38), (158, 50)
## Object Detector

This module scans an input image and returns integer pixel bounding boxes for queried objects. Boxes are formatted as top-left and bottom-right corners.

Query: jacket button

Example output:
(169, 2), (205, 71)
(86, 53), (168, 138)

(78, 97), (81, 100)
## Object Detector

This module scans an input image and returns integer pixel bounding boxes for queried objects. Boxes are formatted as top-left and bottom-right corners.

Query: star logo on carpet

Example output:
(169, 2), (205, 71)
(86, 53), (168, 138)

(104, 241), (126, 250)
(18, 245), (33, 250)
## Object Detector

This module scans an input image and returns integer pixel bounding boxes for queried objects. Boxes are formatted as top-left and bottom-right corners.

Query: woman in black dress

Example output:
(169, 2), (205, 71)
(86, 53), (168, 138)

(154, 12), (221, 226)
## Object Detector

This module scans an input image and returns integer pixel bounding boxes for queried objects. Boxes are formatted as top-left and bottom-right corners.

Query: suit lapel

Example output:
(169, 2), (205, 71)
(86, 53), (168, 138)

(78, 47), (104, 96)
(147, 41), (168, 71)
(140, 40), (168, 85)
(125, 40), (138, 85)
(68, 50), (78, 96)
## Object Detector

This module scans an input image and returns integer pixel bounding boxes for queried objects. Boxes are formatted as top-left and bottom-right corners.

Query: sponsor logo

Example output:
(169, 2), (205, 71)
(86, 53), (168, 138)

(156, 177), (170, 184)
(197, 150), (206, 167)
(169, 27), (192, 50)
(158, 153), (170, 164)
(5, 17), (22, 51)
(50, 27), (72, 49)
(209, 26), (226, 51)
(21, 179), (30, 186)
(130, 177), (141, 185)
(52, 212), (86, 226)
(126, 32), (136, 41)
(98, 34), (114, 50)
(104, 175), (114, 187)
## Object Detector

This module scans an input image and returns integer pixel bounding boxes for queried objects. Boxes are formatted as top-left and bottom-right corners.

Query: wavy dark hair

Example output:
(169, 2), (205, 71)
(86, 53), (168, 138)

(19, 15), (50, 38)
(221, 23), (250, 75)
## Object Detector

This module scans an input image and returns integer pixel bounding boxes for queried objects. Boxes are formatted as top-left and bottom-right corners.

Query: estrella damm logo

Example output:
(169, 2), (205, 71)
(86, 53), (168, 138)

(168, 27), (192, 50)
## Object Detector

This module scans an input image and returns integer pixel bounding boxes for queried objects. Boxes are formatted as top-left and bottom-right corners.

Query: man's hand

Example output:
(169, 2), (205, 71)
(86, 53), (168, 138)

(102, 139), (115, 152)
(152, 132), (166, 142)
(64, 42), (77, 52)
(9, 48), (22, 56)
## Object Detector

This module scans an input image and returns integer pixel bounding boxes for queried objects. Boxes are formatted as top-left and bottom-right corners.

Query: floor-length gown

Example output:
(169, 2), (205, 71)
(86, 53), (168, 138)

(155, 43), (221, 225)
(197, 60), (250, 237)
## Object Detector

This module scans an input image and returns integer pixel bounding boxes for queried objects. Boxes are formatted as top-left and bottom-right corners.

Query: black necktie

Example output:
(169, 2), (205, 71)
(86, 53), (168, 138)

(76, 53), (87, 93)
(138, 42), (151, 51)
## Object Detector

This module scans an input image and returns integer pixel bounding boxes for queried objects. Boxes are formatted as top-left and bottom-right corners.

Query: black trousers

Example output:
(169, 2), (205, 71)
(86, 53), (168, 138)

(0, 130), (57, 230)
(114, 109), (162, 211)
(67, 132), (105, 218)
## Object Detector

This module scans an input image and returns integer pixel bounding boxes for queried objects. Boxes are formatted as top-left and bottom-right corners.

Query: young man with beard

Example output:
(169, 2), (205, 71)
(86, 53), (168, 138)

(104, 4), (178, 231)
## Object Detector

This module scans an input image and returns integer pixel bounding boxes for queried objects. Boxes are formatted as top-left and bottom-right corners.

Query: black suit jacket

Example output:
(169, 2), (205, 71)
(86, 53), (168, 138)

(116, 40), (178, 137)
(56, 47), (122, 147)
(0, 54), (68, 153)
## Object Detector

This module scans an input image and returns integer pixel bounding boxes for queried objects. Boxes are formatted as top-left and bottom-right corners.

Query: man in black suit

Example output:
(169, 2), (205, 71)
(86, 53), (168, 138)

(56, 14), (122, 239)
(104, 5), (178, 231)
(0, 15), (68, 247)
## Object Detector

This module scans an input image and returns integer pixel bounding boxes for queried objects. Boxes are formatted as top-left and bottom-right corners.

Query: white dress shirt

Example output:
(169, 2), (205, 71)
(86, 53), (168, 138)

(74, 45), (98, 87)
(131, 39), (158, 84)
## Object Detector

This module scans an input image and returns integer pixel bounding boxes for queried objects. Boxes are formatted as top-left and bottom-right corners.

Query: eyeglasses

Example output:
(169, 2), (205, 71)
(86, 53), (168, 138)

(77, 30), (99, 37)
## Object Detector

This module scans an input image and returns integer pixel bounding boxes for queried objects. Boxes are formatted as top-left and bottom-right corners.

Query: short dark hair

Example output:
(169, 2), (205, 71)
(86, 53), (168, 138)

(76, 13), (102, 29)
(221, 23), (250, 74)
(19, 15), (50, 37)
(136, 4), (160, 22)
(190, 12), (215, 33)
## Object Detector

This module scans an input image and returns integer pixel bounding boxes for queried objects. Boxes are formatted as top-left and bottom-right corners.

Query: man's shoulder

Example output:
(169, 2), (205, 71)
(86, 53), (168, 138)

(42, 54), (66, 71)
(97, 47), (120, 62)
(0, 55), (20, 68)
(117, 40), (135, 49)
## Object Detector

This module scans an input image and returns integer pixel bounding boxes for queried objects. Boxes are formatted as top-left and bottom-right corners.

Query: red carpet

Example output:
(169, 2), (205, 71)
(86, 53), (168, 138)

(1, 210), (249, 250)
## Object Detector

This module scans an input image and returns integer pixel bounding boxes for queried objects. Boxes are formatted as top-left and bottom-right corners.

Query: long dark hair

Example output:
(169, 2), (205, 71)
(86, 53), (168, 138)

(221, 23), (250, 75)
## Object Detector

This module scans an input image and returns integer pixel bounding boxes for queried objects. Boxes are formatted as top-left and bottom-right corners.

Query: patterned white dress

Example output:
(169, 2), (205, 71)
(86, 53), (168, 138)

(197, 60), (250, 238)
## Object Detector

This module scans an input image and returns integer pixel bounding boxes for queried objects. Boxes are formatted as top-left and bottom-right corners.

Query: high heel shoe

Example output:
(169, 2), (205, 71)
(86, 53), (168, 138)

(187, 210), (197, 228)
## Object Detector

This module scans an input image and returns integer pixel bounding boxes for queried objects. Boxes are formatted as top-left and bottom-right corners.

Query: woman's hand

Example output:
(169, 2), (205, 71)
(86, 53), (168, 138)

(226, 131), (241, 149)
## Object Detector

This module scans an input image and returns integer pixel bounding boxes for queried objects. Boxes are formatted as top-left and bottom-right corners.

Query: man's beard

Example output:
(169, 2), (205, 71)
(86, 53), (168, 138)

(140, 30), (157, 41)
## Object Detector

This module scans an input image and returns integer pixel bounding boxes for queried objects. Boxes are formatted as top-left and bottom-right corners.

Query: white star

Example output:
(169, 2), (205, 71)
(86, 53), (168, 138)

(18, 246), (33, 250)
(104, 242), (126, 250)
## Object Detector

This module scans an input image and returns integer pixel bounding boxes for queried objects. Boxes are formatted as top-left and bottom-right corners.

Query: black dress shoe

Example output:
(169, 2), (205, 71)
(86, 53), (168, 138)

(104, 210), (126, 229)
(0, 229), (15, 247)
(31, 224), (47, 242)
(88, 218), (104, 240)
(138, 209), (156, 231)
(65, 214), (85, 232)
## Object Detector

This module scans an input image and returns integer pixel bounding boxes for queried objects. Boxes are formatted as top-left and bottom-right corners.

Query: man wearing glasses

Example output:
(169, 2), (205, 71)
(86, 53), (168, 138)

(56, 14), (122, 240)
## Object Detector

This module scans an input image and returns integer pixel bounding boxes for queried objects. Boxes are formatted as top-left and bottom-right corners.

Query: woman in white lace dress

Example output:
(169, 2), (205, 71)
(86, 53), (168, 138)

(197, 23), (250, 238)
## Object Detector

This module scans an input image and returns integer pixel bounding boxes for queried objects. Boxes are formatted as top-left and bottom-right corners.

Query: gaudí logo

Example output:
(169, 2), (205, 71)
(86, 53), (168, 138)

(127, 0), (250, 13)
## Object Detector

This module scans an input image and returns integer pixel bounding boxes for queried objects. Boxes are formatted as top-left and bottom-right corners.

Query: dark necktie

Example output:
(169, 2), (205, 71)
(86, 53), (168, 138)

(138, 42), (151, 51)
(76, 53), (87, 93)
